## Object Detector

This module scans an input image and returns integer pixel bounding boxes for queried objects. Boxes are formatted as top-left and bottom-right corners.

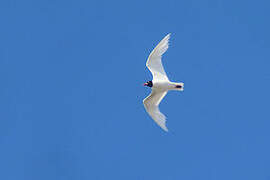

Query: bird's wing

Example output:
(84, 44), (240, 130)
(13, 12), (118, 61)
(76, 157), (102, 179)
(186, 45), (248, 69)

(146, 33), (171, 82)
(143, 89), (168, 131)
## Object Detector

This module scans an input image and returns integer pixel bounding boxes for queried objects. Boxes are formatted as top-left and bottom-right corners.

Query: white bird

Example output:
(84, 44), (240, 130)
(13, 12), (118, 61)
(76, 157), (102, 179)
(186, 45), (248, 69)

(143, 33), (184, 132)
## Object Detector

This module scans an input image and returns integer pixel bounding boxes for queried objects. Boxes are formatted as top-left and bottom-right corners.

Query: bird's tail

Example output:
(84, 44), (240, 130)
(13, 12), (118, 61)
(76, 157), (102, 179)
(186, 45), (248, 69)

(172, 82), (184, 91)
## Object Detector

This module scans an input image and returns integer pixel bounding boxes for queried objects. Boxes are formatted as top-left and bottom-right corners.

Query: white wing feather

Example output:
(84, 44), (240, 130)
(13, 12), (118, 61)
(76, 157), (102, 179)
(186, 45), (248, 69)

(146, 34), (171, 82)
(143, 89), (168, 131)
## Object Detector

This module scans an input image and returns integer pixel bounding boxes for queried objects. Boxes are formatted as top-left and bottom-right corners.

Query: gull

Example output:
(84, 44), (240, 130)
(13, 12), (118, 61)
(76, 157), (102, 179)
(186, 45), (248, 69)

(143, 33), (184, 132)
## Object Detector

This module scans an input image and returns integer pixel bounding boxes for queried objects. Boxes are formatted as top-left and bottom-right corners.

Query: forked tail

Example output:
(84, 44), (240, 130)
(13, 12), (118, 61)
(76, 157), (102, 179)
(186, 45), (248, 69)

(173, 82), (184, 91)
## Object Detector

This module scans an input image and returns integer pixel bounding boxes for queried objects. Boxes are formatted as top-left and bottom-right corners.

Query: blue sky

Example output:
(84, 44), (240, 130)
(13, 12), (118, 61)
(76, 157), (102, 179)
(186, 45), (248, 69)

(1, 0), (270, 179)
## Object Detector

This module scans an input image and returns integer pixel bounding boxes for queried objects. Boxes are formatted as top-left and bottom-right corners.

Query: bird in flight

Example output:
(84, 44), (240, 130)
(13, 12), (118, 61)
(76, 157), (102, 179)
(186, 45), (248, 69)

(143, 33), (184, 132)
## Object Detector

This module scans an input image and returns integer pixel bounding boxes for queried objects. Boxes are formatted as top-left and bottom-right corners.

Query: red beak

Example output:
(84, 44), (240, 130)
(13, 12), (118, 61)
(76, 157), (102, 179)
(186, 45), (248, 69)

(143, 83), (147, 86)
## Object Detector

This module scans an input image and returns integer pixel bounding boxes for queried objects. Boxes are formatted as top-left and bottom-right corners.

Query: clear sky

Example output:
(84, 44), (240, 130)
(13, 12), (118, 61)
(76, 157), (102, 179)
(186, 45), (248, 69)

(1, 0), (270, 179)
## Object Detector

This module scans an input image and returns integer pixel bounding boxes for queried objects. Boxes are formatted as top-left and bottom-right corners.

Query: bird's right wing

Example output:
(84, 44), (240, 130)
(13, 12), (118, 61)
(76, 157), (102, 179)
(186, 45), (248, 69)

(143, 89), (168, 131)
(146, 34), (171, 82)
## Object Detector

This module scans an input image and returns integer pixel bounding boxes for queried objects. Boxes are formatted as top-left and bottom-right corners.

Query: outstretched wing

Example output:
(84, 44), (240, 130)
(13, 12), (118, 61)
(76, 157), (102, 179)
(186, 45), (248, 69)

(143, 89), (168, 131)
(146, 33), (171, 82)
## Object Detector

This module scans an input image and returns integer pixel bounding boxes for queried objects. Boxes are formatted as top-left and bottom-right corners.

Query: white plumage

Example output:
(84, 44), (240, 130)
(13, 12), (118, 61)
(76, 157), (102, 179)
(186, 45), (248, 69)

(143, 34), (184, 132)
(146, 34), (170, 82)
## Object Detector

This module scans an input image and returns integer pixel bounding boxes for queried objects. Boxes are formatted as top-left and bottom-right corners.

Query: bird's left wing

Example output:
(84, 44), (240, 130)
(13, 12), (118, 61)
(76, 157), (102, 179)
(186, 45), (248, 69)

(143, 89), (168, 131)
(146, 34), (171, 82)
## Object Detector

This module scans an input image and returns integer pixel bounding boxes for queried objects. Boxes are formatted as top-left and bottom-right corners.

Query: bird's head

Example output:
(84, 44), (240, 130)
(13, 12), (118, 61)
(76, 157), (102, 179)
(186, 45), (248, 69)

(143, 81), (153, 87)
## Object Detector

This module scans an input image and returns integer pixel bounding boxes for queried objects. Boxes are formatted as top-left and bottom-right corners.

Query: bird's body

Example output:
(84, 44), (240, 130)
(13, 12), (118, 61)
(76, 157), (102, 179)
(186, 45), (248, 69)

(143, 34), (184, 132)
(152, 81), (184, 91)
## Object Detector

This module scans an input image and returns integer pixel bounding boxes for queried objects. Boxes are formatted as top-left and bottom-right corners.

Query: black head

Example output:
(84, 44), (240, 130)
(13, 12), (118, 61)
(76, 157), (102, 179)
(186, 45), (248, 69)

(143, 81), (153, 87)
